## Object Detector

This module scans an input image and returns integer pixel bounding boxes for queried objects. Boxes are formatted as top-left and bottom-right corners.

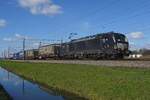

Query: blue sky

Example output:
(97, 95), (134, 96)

(0, 0), (150, 56)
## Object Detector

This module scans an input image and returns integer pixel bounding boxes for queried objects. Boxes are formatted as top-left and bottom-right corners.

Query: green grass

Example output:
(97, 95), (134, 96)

(0, 61), (150, 100)
(0, 85), (11, 100)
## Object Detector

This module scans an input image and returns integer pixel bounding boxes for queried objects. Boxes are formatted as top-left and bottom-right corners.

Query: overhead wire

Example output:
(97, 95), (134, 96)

(98, 0), (150, 30)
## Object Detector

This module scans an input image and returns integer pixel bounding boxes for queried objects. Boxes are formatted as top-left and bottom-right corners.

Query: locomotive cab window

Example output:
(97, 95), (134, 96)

(114, 34), (127, 42)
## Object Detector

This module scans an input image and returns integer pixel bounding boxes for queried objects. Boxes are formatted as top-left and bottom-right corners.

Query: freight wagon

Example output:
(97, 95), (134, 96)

(25, 49), (39, 60)
(38, 44), (60, 59)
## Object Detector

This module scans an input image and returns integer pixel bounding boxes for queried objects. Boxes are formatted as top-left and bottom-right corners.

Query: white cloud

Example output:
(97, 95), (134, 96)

(33, 42), (40, 46)
(3, 34), (31, 42)
(15, 33), (25, 39)
(15, 33), (31, 40)
(128, 32), (144, 39)
(3, 38), (13, 42)
(0, 19), (7, 28)
(18, 0), (62, 16)
(143, 43), (150, 49)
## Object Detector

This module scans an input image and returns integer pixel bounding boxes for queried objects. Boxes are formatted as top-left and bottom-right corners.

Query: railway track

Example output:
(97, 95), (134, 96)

(13, 59), (150, 68)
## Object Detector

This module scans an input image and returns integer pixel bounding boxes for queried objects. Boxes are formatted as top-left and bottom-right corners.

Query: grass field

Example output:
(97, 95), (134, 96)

(0, 61), (150, 100)
(0, 85), (11, 100)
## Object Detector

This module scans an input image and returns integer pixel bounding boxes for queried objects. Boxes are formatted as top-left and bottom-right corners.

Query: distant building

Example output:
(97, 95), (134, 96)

(129, 54), (143, 58)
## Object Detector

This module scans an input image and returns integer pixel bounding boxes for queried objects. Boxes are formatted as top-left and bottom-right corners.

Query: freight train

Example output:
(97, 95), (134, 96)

(13, 32), (130, 60)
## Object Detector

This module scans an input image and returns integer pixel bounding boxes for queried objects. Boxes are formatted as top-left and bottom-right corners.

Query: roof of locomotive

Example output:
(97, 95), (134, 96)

(70, 32), (124, 43)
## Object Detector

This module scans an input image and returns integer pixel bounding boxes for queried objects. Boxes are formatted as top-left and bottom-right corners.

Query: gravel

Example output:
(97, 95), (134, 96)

(22, 60), (150, 68)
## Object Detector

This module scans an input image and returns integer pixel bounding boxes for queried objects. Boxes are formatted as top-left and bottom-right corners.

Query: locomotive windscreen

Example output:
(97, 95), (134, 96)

(114, 34), (128, 42)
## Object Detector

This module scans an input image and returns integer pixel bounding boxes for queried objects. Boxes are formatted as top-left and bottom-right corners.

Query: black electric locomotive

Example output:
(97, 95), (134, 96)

(59, 32), (129, 59)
